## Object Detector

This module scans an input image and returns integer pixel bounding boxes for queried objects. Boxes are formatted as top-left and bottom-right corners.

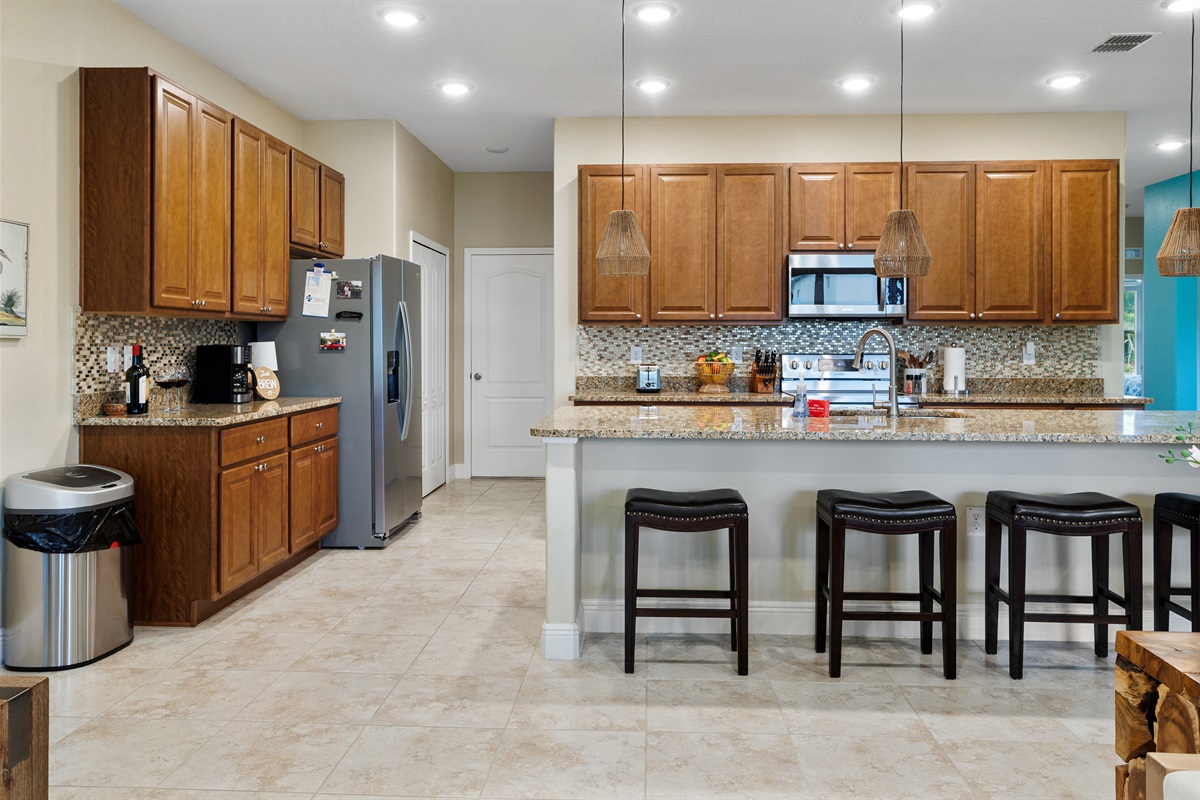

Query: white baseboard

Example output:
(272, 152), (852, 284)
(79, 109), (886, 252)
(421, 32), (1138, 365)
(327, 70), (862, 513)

(449, 464), (470, 481)
(542, 607), (584, 659)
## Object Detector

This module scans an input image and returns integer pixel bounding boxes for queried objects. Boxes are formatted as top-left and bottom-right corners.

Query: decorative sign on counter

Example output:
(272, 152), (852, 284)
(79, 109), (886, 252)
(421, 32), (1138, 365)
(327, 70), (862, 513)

(252, 366), (280, 400)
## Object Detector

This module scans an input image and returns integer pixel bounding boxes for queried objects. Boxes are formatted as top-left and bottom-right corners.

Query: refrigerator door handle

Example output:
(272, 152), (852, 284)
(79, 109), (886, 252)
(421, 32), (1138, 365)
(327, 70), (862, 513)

(398, 300), (413, 441)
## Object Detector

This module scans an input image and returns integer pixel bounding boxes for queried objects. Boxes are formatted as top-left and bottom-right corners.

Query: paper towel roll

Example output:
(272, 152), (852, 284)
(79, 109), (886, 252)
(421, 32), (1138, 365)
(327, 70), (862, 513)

(942, 347), (966, 393)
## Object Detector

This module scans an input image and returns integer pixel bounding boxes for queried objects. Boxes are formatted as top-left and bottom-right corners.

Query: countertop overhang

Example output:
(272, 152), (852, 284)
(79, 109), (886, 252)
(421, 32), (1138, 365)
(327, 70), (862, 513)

(532, 405), (1200, 445)
(76, 396), (342, 427)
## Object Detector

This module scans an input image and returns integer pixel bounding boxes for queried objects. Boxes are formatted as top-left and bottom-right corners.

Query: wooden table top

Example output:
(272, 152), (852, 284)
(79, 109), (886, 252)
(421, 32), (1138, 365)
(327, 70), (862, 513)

(1117, 631), (1200, 705)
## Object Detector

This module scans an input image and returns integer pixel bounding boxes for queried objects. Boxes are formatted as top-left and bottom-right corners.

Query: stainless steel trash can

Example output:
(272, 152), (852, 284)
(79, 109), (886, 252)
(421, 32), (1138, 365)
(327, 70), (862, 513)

(2, 465), (138, 670)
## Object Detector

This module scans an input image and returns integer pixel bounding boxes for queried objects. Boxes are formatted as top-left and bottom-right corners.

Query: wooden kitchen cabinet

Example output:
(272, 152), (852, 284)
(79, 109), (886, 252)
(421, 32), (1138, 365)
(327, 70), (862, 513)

(577, 165), (649, 323)
(1051, 160), (1119, 323)
(218, 451), (289, 594)
(650, 166), (717, 322)
(716, 165), (787, 322)
(290, 150), (345, 257)
(789, 163), (899, 251)
(288, 406), (340, 552)
(905, 163), (976, 322)
(232, 119), (290, 317)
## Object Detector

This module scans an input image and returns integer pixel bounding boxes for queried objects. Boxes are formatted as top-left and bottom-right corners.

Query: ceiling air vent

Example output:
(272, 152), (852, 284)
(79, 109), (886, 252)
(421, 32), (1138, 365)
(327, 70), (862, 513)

(1092, 33), (1158, 53)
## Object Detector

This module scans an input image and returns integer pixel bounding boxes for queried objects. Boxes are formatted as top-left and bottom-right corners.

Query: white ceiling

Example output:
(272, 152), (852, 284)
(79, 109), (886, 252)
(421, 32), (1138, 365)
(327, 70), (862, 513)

(116, 0), (1200, 215)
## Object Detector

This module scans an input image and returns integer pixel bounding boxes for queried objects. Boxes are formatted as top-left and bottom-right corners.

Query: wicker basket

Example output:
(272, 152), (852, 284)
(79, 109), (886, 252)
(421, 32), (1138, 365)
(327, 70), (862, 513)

(696, 360), (736, 394)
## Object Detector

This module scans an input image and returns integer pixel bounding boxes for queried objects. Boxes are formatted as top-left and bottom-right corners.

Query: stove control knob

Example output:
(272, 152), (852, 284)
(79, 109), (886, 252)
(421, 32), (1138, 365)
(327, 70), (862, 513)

(880, 359), (889, 370)
(864, 362), (875, 372)
(789, 359), (799, 370)
(803, 360), (812, 370)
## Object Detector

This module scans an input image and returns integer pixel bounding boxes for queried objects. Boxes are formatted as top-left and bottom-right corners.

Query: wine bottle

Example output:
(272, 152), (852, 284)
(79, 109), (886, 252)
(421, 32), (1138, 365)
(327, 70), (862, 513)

(125, 339), (149, 415)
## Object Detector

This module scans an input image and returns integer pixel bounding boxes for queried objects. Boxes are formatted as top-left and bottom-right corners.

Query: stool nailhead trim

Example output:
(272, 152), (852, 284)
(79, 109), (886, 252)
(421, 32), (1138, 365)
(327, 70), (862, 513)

(629, 512), (748, 522)
(1015, 515), (1142, 527)
(832, 513), (955, 525)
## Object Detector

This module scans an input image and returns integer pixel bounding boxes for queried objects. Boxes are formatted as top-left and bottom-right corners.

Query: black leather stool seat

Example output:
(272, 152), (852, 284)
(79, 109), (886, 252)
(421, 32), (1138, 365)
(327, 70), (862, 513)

(987, 491), (1140, 526)
(626, 488), (748, 520)
(1156, 492), (1200, 520)
(817, 490), (955, 524)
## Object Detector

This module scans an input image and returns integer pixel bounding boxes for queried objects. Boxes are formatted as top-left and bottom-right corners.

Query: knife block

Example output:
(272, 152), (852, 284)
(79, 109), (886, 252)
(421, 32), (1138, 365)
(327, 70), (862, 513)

(750, 365), (776, 394)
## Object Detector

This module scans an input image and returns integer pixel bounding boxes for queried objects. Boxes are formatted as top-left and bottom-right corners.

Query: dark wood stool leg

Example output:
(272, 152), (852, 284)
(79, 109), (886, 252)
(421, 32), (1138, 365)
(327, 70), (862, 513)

(828, 519), (846, 678)
(941, 520), (958, 680)
(1126, 518), (1143, 632)
(736, 519), (749, 676)
(1191, 525), (1200, 632)
(984, 511), (1002, 655)
(1092, 533), (1110, 658)
(815, 513), (830, 653)
(1154, 508), (1173, 631)
(1008, 521), (1027, 679)
(624, 517), (639, 674)
(919, 530), (934, 655)
(728, 526), (738, 652)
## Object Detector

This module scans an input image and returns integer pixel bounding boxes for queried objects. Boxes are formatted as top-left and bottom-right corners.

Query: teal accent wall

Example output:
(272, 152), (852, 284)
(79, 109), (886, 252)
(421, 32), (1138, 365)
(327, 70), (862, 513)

(1144, 172), (1200, 410)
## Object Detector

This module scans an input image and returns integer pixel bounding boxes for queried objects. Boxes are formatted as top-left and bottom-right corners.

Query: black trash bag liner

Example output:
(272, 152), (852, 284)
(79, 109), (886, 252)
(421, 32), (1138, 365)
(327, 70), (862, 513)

(3, 500), (140, 554)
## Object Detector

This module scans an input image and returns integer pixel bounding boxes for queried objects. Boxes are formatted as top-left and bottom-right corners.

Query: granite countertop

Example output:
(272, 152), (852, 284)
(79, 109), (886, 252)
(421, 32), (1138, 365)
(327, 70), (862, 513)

(532, 404), (1200, 444)
(77, 396), (341, 427)
(917, 393), (1152, 406)
(571, 390), (794, 405)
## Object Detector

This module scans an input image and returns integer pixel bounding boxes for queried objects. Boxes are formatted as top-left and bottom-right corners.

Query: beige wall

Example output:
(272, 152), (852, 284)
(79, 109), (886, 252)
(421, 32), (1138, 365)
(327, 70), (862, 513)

(451, 172), (553, 464)
(0, 0), (302, 487)
(554, 112), (1128, 402)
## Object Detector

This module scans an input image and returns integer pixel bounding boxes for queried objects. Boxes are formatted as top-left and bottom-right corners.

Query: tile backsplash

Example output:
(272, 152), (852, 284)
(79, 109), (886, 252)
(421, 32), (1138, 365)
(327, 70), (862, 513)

(577, 320), (1100, 383)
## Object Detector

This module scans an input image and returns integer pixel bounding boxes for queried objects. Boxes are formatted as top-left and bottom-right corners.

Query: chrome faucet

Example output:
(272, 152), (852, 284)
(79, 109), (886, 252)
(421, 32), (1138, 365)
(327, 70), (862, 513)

(852, 327), (898, 417)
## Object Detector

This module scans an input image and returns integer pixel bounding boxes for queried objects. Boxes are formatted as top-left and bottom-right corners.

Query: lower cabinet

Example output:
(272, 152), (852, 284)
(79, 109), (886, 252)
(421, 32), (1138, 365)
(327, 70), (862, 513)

(218, 451), (289, 594)
(290, 437), (339, 552)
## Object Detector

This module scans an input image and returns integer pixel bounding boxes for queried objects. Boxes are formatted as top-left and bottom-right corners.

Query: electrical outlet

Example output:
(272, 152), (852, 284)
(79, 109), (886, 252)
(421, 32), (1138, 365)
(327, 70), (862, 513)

(123, 345), (133, 371)
(630, 345), (642, 365)
(966, 506), (985, 536)
(1022, 340), (1036, 366)
(106, 347), (119, 373)
(731, 346), (743, 363)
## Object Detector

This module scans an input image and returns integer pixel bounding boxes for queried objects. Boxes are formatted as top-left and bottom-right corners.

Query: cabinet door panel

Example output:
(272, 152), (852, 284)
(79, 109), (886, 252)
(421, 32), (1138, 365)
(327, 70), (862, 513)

(256, 453), (289, 571)
(650, 167), (716, 321)
(290, 150), (320, 250)
(262, 136), (291, 316)
(315, 439), (339, 537)
(976, 163), (1045, 321)
(789, 165), (845, 250)
(717, 166), (785, 321)
(289, 447), (317, 552)
(578, 166), (648, 323)
(905, 164), (975, 322)
(845, 164), (900, 251)
(218, 463), (257, 594)
(192, 100), (233, 311)
(152, 78), (195, 310)
(232, 119), (266, 315)
(319, 166), (345, 257)
(1052, 161), (1119, 323)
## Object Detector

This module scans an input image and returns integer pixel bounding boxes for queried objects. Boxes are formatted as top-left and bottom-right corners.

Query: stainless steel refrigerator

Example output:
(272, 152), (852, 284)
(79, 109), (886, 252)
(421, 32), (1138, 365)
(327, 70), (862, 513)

(261, 255), (421, 548)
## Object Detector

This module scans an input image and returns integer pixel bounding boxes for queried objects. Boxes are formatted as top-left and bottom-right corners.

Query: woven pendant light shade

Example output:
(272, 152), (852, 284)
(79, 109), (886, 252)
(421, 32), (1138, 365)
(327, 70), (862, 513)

(596, 209), (651, 276)
(1157, 207), (1200, 277)
(873, 210), (932, 277)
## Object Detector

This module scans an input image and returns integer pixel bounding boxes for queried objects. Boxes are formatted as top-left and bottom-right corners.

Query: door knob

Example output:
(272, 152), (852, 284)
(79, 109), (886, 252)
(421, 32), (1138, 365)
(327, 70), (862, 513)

(473, 372), (482, 380)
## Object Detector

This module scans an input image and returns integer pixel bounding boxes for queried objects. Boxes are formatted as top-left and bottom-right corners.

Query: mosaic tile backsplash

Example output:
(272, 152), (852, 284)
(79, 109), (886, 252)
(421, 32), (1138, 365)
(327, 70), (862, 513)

(577, 320), (1101, 389)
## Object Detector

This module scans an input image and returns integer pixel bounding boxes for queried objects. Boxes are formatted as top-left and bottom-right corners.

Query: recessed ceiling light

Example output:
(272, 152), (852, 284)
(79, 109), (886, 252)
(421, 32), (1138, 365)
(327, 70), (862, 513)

(1046, 74), (1084, 89)
(636, 78), (670, 93)
(485, 146), (509, 154)
(1163, 0), (1200, 12)
(633, 3), (676, 22)
(1157, 139), (1188, 150)
(892, 2), (937, 19)
(380, 7), (423, 27)
(438, 80), (473, 96)
(839, 76), (874, 93)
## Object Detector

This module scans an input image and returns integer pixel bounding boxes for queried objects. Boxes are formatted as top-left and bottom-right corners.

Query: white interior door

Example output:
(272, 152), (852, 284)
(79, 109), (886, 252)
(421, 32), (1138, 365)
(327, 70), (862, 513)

(413, 238), (448, 495)
(469, 250), (553, 477)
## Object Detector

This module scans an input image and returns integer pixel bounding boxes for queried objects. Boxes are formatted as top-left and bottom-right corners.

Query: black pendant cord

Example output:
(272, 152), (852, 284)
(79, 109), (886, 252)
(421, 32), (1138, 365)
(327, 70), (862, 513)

(899, 2), (905, 208)
(620, 0), (627, 212)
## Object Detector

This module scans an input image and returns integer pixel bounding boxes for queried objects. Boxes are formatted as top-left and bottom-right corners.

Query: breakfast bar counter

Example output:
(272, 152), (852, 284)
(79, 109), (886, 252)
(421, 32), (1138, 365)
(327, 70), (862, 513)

(532, 406), (1200, 659)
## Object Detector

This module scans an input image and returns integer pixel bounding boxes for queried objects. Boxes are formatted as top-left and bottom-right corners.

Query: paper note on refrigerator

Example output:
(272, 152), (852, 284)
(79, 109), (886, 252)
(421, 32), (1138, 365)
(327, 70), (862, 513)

(302, 270), (332, 317)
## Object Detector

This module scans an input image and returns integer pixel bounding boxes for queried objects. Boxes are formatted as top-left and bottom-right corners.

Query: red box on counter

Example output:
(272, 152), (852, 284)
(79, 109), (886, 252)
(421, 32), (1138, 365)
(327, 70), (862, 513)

(808, 399), (830, 417)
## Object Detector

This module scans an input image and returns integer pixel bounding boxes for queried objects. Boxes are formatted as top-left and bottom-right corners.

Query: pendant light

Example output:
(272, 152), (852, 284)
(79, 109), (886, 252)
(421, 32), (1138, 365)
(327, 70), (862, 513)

(596, 0), (652, 276)
(874, 0), (932, 278)
(1157, 11), (1200, 277)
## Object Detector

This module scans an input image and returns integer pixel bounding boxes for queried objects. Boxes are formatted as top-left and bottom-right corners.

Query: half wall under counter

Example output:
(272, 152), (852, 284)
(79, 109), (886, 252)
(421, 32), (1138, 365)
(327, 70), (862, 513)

(78, 397), (342, 625)
(531, 405), (1200, 660)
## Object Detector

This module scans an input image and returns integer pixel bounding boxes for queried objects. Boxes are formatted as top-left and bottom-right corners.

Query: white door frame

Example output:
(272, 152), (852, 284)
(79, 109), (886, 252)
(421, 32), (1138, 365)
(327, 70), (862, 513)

(410, 231), (450, 487)
(464, 247), (554, 479)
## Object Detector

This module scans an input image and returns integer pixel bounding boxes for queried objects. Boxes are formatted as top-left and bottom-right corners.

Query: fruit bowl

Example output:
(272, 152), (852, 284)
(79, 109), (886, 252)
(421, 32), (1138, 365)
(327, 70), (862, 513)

(696, 360), (736, 394)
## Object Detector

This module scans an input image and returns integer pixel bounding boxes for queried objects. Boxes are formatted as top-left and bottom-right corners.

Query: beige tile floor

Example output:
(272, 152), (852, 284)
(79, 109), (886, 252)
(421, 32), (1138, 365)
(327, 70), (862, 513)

(20, 478), (1121, 799)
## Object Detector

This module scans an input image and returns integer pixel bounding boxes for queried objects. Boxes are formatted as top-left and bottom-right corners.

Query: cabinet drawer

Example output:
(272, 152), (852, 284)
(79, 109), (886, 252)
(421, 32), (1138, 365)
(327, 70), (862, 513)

(290, 406), (339, 446)
(220, 418), (288, 467)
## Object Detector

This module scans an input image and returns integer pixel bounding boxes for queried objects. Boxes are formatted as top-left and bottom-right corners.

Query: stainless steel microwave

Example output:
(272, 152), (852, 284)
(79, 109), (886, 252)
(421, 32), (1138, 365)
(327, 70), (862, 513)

(787, 253), (906, 318)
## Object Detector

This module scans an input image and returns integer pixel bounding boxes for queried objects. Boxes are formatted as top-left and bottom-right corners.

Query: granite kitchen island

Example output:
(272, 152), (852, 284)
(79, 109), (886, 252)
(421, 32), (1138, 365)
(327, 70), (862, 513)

(531, 405), (1200, 659)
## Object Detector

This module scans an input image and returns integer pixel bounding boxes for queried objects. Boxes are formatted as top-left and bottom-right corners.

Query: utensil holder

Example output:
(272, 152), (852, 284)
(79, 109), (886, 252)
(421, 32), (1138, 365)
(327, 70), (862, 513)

(750, 365), (776, 394)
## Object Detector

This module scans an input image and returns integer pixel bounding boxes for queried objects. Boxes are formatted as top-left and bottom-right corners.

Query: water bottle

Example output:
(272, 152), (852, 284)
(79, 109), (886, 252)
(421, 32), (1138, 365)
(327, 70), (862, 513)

(792, 379), (809, 418)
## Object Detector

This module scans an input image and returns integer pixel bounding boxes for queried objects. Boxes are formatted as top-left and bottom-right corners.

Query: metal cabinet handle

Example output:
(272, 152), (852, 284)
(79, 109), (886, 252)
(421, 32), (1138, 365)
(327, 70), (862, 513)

(978, 313), (983, 319)
(473, 372), (482, 380)
(635, 313), (642, 319)
(1055, 312), (1062, 319)
(256, 436), (266, 443)
(718, 313), (724, 319)
(847, 243), (854, 249)
(709, 313), (715, 319)
(838, 242), (845, 249)
(969, 313), (976, 319)
(316, 422), (324, 429)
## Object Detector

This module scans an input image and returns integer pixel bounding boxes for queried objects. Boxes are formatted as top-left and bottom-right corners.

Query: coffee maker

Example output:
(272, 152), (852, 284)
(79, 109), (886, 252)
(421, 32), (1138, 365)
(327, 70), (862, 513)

(193, 344), (254, 404)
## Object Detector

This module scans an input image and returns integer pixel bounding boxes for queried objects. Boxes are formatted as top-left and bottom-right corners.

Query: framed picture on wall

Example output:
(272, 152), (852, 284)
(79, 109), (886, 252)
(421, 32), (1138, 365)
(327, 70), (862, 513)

(0, 218), (29, 338)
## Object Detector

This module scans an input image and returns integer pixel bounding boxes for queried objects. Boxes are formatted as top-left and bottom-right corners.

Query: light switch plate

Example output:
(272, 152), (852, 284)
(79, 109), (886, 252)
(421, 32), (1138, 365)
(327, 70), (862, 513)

(106, 347), (119, 373)
(123, 345), (133, 371)
(731, 346), (743, 363)
(630, 346), (642, 365)
(1022, 340), (1035, 365)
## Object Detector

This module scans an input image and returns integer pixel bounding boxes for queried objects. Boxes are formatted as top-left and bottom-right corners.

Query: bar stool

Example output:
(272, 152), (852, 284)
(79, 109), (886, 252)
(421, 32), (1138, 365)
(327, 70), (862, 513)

(984, 491), (1142, 679)
(814, 490), (957, 679)
(1153, 492), (1200, 631)
(624, 488), (749, 676)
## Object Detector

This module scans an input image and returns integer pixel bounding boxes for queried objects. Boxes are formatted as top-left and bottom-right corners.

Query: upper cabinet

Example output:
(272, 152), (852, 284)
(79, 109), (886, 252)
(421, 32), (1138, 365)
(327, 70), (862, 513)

(716, 165), (787, 322)
(974, 162), (1046, 322)
(1050, 160), (1119, 323)
(80, 66), (346, 319)
(649, 166), (718, 322)
(904, 163), (976, 322)
(578, 165), (649, 323)
(290, 150), (345, 258)
(789, 163), (899, 251)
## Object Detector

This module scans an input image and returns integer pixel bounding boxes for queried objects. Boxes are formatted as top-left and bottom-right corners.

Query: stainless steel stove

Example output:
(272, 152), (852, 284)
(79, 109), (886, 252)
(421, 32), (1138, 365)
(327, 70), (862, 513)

(780, 353), (917, 409)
